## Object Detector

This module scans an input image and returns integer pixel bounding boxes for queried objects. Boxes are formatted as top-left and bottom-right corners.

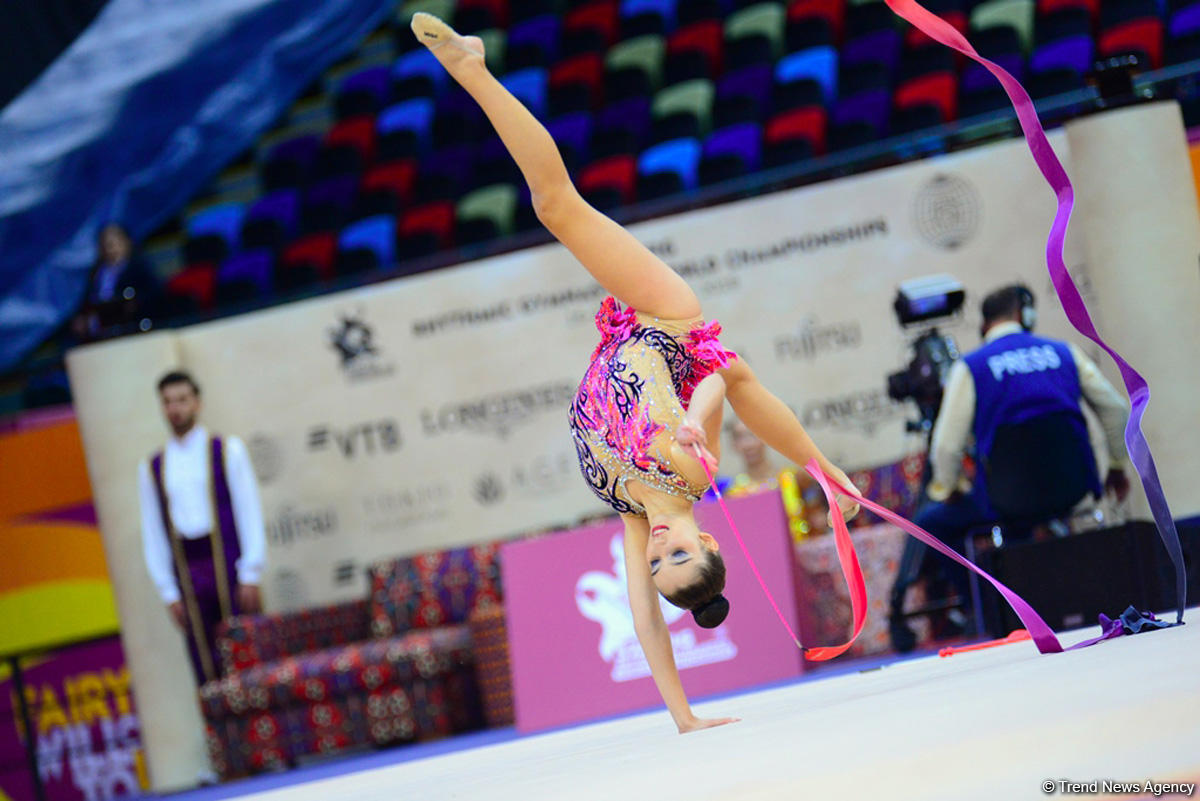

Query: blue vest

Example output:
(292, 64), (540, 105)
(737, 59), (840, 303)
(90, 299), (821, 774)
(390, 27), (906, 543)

(964, 331), (1101, 499)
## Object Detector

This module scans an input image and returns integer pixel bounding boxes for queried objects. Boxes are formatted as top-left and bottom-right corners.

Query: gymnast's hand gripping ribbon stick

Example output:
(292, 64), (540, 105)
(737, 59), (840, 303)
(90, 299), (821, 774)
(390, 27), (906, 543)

(880, 0), (1186, 625)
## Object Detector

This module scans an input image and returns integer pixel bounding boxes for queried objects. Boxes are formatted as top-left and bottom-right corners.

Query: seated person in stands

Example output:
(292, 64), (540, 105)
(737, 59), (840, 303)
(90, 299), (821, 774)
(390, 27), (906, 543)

(71, 223), (160, 339)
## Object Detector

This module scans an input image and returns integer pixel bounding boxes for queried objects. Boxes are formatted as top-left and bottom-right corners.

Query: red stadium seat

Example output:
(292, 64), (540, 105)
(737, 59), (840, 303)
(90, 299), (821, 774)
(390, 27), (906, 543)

(905, 10), (967, 47)
(399, 201), (456, 248)
(765, 106), (828, 155)
(457, 0), (510, 28)
(788, 0), (846, 40)
(1099, 18), (1164, 68)
(578, 155), (638, 203)
(362, 160), (417, 205)
(668, 21), (725, 76)
(166, 263), (217, 310)
(1038, 0), (1099, 21)
(895, 72), (958, 122)
(326, 116), (377, 164)
(564, 1), (620, 46)
(281, 232), (337, 281)
(550, 53), (605, 104)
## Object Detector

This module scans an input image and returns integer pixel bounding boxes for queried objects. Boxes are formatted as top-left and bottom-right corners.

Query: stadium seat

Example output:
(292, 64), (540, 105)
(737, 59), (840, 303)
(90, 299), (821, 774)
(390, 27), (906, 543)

(1098, 17), (1164, 67)
(787, 0), (845, 41)
(724, 33), (776, 70)
(786, 16), (836, 51)
(765, 106), (827, 153)
(775, 47), (839, 104)
(900, 44), (955, 80)
(326, 116), (377, 165)
(703, 122), (764, 170)
(606, 34), (667, 90)
(457, 183), (520, 235)
(841, 28), (902, 71)
(637, 170), (685, 200)
(894, 71), (957, 121)
(1030, 34), (1093, 74)
(550, 53), (605, 107)
(165, 263), (218, 313)
(839, 59), (890, 96)
(565, 1), (621, 46)
(188, 203), (246, 248)
(336, 65), (391, 118)
(962, 26), (1024, 92)
(337, 215), (397, 275)
(301, 176), (358, 233)
(362, 159), (418, 207)
(1169, 3), (1200, 38)
(668, 20), (725, 74)
(399, 201), (456, 248)
(621, 11), (668, 41)
(652, 79), (715, 136)
(1035, 7), (1092, 45)
(726, 3), (787, 60)
(502, 68), (549, 117)
(579, 154), (639, 202)
(890, 102), (945, 134)
(508, 14), (562, 63)
(217, 250), (274, 302)
(717, 64), (774, 118)
(959, 85), (1010, 116)
(241, 190), (300, 251)
(846, 1), (897, 36)
(638, 137), (702, 189)
(1100, 0), (1159, 29)
(904, 0), (967, 47)
(621, 0), (678, 30)
(547, 112), (595, 167)
(562, 26), (611, 57)
(763, 136), (815, 167)
(665, 48), (716, 84)
(773, 77), (826, 111)
(1036, 0), (1098, 20)
(392, 49), (450, 97)
(281, 232), (337, 282)
(1166, 29), (1200, 63)
(970, 0), (1036, 52)
(261, 134), (320, 190)
(596, 96), (653, 147)
(833, 87), (891, 134)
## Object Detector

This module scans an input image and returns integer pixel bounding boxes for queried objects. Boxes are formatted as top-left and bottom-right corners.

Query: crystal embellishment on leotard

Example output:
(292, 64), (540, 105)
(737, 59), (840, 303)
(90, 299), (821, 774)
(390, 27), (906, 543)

(569, 297), (737, 516)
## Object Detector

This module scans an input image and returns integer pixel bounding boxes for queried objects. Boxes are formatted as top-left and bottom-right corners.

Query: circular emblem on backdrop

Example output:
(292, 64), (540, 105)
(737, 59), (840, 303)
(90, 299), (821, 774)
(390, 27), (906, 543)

(912, 174), (982, 250)
(247, 433), (283, 484)
(473, 472), (505, 506)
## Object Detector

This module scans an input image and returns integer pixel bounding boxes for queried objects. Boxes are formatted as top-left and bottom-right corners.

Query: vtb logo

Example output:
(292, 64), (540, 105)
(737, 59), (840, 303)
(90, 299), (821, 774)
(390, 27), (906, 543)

(308, 420), (401, 458)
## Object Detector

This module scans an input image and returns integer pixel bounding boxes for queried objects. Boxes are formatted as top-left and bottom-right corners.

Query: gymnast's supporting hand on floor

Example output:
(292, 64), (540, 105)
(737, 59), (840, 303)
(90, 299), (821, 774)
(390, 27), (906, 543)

(412, 12), (860, 733)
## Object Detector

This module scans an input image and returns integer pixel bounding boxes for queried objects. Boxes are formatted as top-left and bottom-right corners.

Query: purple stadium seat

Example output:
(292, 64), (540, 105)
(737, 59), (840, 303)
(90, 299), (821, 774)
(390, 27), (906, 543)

(547, 112), (595, 166)
(218, 250), (274, 297)
(245, 189), (300, 232)
(716, 64), (773, 115)
(703, 122), (763, 170)
(262, 134), (320, 189)
(1169, 3), (1200, 37)
(1030, 35), (1094, 75)
(832, 88), (890, 134)
(509, 15), (563, 61)
(962, 52), (1025, 92)
(340, 66), (390, 105)
(841, 29), (902, 71)
(302, 175), (358, 232)
(426, 143), (478, 191)
(597, 96), (653, 145)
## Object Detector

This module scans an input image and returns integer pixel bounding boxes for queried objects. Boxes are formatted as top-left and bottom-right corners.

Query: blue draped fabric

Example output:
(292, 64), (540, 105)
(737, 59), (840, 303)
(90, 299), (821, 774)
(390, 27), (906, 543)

(0, 0), (393, 371)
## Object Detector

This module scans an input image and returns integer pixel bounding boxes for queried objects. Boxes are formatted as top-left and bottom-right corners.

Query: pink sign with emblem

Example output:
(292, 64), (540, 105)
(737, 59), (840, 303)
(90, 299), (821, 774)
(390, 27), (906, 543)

(501, 491), (806, 732)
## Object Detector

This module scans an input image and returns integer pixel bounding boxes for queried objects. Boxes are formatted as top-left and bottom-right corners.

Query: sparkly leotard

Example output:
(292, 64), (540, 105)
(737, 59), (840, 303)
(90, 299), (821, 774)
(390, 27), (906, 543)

(568, 296), (738, 517)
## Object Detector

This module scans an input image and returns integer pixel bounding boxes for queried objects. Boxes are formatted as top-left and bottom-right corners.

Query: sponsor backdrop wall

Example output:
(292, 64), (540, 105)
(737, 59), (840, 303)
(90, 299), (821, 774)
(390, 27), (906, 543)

(65, 109), (1200, 789)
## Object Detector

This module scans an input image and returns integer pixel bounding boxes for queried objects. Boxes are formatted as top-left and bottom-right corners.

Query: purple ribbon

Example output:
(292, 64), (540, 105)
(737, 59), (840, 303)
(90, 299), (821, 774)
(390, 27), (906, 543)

(885, 0), (1187, 623)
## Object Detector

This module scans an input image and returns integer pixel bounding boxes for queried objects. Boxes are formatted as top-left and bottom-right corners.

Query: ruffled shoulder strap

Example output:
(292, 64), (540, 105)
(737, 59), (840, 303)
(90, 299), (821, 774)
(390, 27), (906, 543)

(681, 319), (737, 405)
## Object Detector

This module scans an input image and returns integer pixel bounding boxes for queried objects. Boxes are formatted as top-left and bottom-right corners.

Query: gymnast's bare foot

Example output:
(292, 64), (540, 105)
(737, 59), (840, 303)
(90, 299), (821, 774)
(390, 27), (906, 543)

(410, 12), (485, 73)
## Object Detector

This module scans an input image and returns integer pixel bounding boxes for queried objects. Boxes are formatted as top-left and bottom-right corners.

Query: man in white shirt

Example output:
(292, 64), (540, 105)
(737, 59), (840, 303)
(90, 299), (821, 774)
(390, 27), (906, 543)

(138, 371), (266, 685)
(889, 285), (1130, 648)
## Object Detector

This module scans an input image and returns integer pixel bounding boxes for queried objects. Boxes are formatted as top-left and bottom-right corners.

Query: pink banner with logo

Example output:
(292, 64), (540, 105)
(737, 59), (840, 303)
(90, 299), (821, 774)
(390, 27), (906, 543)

(502, 492), (805, 732)
(0, 637), (146, 801)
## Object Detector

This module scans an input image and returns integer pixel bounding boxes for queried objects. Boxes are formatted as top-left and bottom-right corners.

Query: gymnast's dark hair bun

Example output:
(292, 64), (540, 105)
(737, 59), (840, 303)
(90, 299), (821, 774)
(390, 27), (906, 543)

(692, 594), (730, 628)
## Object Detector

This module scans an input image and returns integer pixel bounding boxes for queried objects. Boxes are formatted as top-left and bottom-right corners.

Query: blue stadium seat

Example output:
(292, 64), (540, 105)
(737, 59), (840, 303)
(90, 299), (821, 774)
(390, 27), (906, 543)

(217, 250), (274, 299)
(392, 49), (449, 95)
(508, 14), (562, 62)
(638, 137), (702, 190)
(188, 203), (246, 247)
(377, 98), (437, 153)
(339, 215), (397, 271)
(703, 122), (763, 171)
(1029, 35), (1093, 75)
(502, 68), (549, 117)
(621, 0), (678, 29)
(775, 46), (839, 105)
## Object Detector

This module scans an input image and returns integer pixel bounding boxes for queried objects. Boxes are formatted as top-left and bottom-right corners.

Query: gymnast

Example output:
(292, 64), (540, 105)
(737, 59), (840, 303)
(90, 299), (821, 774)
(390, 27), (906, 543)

(412, 13), (861, 733)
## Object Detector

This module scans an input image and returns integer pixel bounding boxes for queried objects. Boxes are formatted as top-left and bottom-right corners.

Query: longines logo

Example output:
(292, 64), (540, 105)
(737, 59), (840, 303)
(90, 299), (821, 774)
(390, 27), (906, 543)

(773, 317), (862, 362)
(308, 420), (401, 458)
(912, 174), (981, 250)
(328, 310), (396, 382)
(421, 381), (577, 438)
(267, 505), (339, 548)
(801, 389), (909, 436)
(246, 433), (283, 484)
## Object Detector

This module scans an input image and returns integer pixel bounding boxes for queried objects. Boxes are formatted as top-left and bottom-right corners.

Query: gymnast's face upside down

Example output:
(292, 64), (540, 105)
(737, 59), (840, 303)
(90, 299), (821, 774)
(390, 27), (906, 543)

(647, 517), (728, 627)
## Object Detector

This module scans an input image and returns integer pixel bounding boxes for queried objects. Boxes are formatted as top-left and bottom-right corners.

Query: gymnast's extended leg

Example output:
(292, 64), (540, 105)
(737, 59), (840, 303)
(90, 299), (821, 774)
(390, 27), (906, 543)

(411, 13), (700, 321)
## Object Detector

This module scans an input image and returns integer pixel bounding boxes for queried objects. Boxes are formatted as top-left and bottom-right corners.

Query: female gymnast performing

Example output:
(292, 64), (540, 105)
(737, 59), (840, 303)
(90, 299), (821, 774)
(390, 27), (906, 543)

(412, 13), (861, 733)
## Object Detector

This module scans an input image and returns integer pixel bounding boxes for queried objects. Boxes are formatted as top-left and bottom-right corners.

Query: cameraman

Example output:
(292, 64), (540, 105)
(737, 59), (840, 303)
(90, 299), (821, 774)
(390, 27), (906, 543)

(893, 285), (1130, 641)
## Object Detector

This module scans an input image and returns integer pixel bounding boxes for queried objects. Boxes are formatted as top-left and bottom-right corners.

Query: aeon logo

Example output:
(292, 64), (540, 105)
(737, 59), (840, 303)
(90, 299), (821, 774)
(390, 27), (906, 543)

(575, 535), (738, 682)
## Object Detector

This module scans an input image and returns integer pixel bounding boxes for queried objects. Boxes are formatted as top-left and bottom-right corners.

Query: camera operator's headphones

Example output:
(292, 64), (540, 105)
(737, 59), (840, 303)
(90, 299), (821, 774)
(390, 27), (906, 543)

(1016, 285), (1037, 332)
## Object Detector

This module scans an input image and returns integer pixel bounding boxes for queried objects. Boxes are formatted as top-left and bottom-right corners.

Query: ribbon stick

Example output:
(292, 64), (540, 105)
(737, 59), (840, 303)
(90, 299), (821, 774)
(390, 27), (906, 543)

(884, 0), (1187, 623)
